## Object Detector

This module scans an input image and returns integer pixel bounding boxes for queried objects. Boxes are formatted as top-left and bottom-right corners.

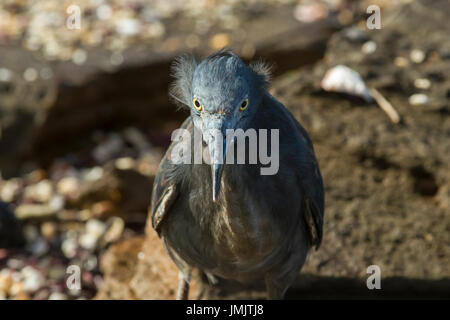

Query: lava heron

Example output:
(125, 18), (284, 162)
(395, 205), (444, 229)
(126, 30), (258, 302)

(150, 50), (324, 299)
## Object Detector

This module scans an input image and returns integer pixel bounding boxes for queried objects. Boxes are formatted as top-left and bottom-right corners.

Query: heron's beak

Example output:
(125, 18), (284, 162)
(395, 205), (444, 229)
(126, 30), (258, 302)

(206, 124), (227, 202)
(211, 162), (224, 202)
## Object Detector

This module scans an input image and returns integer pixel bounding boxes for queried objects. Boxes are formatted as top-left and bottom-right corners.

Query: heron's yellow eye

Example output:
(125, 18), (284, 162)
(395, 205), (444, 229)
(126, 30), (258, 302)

(193, 98), (202, 111)
(240, 98), (249, 111)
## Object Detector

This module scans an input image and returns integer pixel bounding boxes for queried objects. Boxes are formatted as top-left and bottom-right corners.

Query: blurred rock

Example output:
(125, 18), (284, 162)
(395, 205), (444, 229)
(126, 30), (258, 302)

(73, 164), (154, 220)
(0, 201), (25, 248)
(95, 233), (202, 300)
(21, 266), (45, 292)
(15, 203), (56, 220)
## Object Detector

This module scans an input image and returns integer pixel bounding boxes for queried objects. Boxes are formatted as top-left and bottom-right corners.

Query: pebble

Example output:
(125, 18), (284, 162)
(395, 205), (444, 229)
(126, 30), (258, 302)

(0, 68), (13, 82)
(361, 41), (377, 55)
(29, 237), (49, 257)
(57, 176), (80, 197)
(84, 255), (98, 271)
(41, 222), (58, 240)
(92, 200), (116, 219)
(15, 204), (56, 220)
(9, 281), (23, 296)
(343, 27), (369, 43)
(72, 49), (88, 65)
(79, 233), (98, 251)
(110, 51), (124, 66)
(115, 18), (141, 36)
(101, 217), (125, 246)
(82, 166), (104, 181)
(7, 258), (24, 270)
(49, 194), (65, 211)
(96, 4), (112, 20)
(48, 292), (67, 300)
(0, 178), (21, 202)
(61, 237), (78, 259)
(23, 225), (39, 242)
(409, 93), (429, 105)
(321, 65), (373, 103)
(410, 49), (426, 64)
(115, 157), (135, 170)
(23, 68), (38, 82)
(0, 272), (13, 295)
(294, 3), (329, 23)
(414, 78), (431, 90)
(40, 67), (53, 80)
(209, 33), (231, 50)
(21, 266), (45, 292)
(394, 56), (409, 68)
(24, 179), (54, 203)
(86, 219), (107, 238)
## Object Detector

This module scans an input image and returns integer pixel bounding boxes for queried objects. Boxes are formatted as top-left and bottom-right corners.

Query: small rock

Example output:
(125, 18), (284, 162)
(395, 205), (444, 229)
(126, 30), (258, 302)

(84, 255), (98, 271)
(86, 219), (107, 238)
(97, 4), (112, 20)
(101, 217), (125, 246)
(82, 167), (104, 181)
(49, 194), (65, 211)
(48, 292), (67, 300)
(23, 68), (38, 82)
(9, 281), (23, 296)
(79, 233), (98, 251)
(321, 65), (373, 102)
(92, 201), (117, 219)
(29, 237), (49, 256)
(15, 204), (56, 220)
(57, 176), (80, 197)
(115, 18), (141, 36)
(24, 180), (54, 203)
(293, 3), (329, 23)
(410, 49), (426, 63)
(115, 157), (135, 170)
(394, 56), (409, 68)
(343, 27), (369, 43)
(414, 78), (431, 90)
(23, 225), (39, 242)
(21, 266), (45, 292)
(7, 259), (24, 270)
(361, 41), (377, 54)
(41, 222), (58, 240)
(62, 237), (78, 259)
(72, 49), (87, 65)
(209, 33), (231, 50)
(0, 271), (13, 295)
(0, 179), (21, 202)
(409, 93), (429, 105)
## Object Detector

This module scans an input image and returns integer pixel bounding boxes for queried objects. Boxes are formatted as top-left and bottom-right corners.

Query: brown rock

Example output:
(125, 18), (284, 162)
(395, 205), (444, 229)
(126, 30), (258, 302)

(95, 232), (202, 300)
(73, 164), (154, 221)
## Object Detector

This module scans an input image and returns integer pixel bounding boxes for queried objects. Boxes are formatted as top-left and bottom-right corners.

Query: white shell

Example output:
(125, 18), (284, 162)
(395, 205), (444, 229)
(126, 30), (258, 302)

(321, 65), (373, 102)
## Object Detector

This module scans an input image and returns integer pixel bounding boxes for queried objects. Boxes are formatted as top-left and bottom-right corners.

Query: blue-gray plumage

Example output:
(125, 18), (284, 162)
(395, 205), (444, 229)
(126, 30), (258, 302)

(150, 50), (324, 299)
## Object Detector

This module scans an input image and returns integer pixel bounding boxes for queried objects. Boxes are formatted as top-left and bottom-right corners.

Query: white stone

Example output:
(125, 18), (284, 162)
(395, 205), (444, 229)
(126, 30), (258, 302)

(321, 65), (373, 102)
(409, 93), (429, 105)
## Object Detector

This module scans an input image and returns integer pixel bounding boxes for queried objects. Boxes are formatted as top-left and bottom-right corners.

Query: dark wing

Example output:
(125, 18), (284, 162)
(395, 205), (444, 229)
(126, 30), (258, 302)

(294, 121), (325, 250)
(150, 117), (193, 235)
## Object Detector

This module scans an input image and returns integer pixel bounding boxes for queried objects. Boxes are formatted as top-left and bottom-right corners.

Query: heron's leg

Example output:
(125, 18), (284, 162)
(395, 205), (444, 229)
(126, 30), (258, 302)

(176, 270), (191, 300)
(265, 275), (287, 300)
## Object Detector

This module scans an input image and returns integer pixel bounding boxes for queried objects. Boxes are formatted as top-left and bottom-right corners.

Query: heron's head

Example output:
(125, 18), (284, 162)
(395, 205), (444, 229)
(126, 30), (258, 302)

(170, 49), (271, 201)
